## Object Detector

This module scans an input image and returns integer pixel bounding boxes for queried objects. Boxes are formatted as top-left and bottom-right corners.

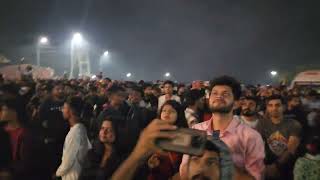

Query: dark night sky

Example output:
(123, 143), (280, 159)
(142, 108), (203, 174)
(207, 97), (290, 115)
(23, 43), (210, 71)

(0, 0), (320, 83)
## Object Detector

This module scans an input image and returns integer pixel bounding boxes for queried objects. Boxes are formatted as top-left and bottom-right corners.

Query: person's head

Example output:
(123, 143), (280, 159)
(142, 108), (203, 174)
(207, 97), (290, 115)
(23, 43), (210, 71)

(185, 89), (206, 110)
(51, 83), (64, 100)
(143, 83), (153, 96)
(306, 135), (320, 155)
(159, 100), (188, 128)
(241, 96), (258, 117)
(0, 82), (20, 98)
(62, 96), (84, 120)
(163, 80), (175, 95)
(287, 95), (301, 110)
(209, 76), (241, 114)
(107, 85), (126, 107)
(99, 118), (116, 144)
(265, 95), (285, 120)
(152, 86), (162, 98)
(187, 140), (221, 180)
(128, 87), (143, 104)
(0, 97), (27, 125)
(178, 84), (186, 96)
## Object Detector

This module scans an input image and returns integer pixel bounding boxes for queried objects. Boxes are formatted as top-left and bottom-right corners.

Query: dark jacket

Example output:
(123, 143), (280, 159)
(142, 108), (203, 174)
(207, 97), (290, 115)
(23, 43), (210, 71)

(0, 122), (11, 171)
(79, 140), (122, 180)
(38, 97), (69, 175)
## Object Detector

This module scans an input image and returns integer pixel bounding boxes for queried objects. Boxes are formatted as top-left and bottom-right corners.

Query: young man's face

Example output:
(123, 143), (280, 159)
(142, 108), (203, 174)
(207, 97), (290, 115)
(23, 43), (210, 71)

(288, 97), (301, 109)
(241, 99), (257, 116)
(144, 87), (153, 96)
(178, 87), (186, 95)
(187, 150), (220, 180)
(164, 84), (173, 95)
(62, 103), (72, 120)
(195, 97), (206, 110)
(209, 85), (235, 114)
(52, 85), (64, 99)
(129, 91), (142, 104)
(266, 99), (284, 119)
(110, 91), (126, 106)
(99, 120), (115, 144)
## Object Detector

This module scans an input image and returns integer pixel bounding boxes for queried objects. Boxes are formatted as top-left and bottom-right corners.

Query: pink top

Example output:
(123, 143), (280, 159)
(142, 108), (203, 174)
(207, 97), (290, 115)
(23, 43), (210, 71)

(179, 116), (265, 180)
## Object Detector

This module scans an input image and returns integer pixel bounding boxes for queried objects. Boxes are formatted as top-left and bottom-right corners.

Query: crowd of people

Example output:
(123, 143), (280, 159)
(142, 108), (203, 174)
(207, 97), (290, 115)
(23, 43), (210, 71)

(0, 73), (319, 180)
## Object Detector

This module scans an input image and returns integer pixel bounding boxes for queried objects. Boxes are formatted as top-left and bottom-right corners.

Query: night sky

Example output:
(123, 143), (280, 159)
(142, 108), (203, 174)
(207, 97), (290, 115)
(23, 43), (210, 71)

(0, 0), (320, 84)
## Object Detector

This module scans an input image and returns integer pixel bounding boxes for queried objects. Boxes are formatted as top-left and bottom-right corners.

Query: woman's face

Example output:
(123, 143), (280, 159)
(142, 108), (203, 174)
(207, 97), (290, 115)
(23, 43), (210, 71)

(160, 104), (177, 123)
(99, 121), (116, 144)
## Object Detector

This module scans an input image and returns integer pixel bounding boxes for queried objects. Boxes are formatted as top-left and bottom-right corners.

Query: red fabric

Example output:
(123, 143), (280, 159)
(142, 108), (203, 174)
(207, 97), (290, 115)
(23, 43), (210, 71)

(4, 126), (26, 161)
(147, 152), (182, 180)
(203, 113), (212, 122)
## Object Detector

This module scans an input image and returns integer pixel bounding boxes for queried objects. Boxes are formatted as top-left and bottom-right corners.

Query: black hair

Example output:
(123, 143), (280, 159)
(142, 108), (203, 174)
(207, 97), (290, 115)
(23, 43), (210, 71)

(286, 95), (300, 102)
(104, 77), (112, 82)
(1, 97), (28, 125)
(143, 83), (153, 90)
(158, 100), (188, 128)
(177, 84), (186, 89)
(0, 83), (19, 95)
(163, 80), (174, 87)
(107, 85), (125, 95)
(265, 95), (285, 105)
(185, 89), (205, 106)
(65, 96), (84, 117)
(210, 76), (242, 100)
(242, 96), (258, 103)
(130, 86), (144, 97)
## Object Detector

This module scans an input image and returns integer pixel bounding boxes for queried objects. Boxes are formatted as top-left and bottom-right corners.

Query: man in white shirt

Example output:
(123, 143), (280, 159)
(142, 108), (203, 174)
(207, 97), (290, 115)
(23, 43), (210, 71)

(239, 96), (262, 129)
(56, 97), (91, 180)
(158, 80), (181, 110)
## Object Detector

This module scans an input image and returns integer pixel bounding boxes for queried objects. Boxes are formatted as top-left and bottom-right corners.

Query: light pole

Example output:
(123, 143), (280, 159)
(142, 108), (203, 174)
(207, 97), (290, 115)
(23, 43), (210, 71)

(70, 32), (91, 78)
(99, 51), (109, 71)
(164, 72), (171, 78)
(36, 36), (49, 66)
(126, 72), (132, 78)
(270, 71), (278, 77)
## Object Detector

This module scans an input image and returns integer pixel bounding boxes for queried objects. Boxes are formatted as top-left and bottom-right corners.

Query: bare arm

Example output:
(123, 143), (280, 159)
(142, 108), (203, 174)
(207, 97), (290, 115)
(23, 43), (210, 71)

(277, 136), (300, 164)
(111, 151), (147, 180)
(111, 119), (177, 180)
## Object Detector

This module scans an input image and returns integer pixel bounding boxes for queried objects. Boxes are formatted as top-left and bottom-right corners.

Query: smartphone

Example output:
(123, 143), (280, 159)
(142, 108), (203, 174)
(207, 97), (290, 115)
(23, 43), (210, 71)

(155, 128), (207, 156)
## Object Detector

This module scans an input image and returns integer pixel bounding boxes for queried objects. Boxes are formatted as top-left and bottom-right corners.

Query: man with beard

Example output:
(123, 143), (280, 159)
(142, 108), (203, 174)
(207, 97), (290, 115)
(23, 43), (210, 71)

(180, 76), (265, 180)
(256, 95), (301, 179)
(143, 83), (158, 111)
(239, 96), (263, 129)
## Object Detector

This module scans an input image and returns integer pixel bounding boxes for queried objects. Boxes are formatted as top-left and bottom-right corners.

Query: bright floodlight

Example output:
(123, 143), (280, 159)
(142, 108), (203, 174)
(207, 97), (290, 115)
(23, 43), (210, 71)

(72, 33), (83, 45)
(103, 51), (109, 56)
(126, 73), (132, 78)
(165, 72), (171, 77)
(270, 71), (278, 76)
(39, 36), (48, 44)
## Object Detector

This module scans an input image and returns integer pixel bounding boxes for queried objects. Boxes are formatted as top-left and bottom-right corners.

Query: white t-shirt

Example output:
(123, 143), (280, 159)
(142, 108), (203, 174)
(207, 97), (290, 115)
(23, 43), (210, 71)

(56, 123), (92, 180)
(158, 95), (181, 110)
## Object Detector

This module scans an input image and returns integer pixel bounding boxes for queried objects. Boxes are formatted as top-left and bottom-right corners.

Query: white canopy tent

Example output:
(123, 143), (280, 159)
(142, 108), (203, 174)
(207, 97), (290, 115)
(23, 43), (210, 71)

(290, 70), (320, 87)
